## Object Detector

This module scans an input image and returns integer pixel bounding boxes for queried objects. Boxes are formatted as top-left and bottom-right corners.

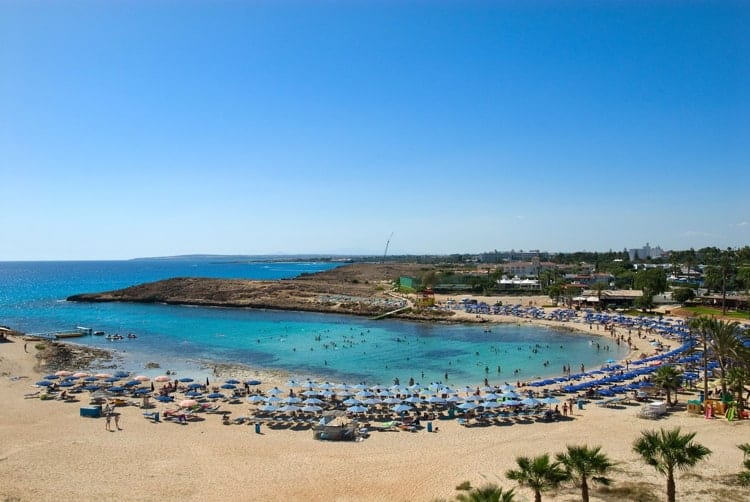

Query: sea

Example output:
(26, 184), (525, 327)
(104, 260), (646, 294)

(0, 259), (628, 386)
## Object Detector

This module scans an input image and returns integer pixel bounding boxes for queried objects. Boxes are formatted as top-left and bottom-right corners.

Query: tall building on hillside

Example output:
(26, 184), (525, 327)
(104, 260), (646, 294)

(628, 243), (664, 261)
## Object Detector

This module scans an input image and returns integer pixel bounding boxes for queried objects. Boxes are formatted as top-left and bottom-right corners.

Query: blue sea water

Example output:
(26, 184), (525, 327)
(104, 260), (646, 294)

(0, 259), (628, 386)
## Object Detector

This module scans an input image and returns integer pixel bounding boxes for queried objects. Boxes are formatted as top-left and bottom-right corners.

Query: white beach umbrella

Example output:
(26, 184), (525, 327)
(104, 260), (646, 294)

(457, 402), (478, 411)
(258, 404), (278, 413)
(404, 396), (423, 404)
(301, 405), (323, 413)
(284, 396), (302, 404)
(266, 387), (283, 396)
(392, 404), (413, 413)
(363, 398), (383, 406)
(303, 397), (324, 405)
(346, 405), (369, 414)
(279, 405), (302, 413)
(247, 395), (266, 403)
(343, 398), (363, 406)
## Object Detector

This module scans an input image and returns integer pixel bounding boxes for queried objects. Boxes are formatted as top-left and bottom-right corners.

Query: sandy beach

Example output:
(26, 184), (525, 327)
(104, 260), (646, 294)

(2, 313), (749, 502)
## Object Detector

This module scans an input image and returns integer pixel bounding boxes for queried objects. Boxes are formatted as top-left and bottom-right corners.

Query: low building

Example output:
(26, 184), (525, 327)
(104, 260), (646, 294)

(578, 289), (644, 308)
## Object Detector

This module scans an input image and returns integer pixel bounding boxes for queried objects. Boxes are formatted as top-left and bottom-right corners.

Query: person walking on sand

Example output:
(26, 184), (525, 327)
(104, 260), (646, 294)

(114, 413), (121, 430)
(105, 413), (112, 431)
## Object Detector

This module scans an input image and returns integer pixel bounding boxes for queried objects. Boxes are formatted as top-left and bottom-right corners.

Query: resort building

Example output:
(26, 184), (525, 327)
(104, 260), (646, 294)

(628, 243), (664, 261)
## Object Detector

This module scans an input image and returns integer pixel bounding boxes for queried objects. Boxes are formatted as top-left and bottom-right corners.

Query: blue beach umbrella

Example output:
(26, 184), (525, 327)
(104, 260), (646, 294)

(187, 383), (203, 389)
(124, 380), (140, 387)
(114, 371), (130, 378)
(220, 384), (236, 390)
(108, 386), (126, 393)
(105, 377), (120, 383)
(246, 380), (262, 386)
(134, 388), (151, 395)
(58, 381), (75, 387)
(225, 379), (240, 385)
(83, 385), (101, 391)
(155, 395), (173, 403)
(43, 374), (59, 380)
(208, 392), (225, 399)
(185, 391), (202, 397)
(36, 380), (54, 387)
(179, 377), (194, 383)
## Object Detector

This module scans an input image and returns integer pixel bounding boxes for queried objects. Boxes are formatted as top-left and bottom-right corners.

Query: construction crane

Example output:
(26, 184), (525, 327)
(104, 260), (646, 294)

(382, 232), (394, 263)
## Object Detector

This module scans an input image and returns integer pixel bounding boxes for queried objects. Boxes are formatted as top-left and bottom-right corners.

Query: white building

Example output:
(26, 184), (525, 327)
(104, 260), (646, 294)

(628, 243), (664, 261)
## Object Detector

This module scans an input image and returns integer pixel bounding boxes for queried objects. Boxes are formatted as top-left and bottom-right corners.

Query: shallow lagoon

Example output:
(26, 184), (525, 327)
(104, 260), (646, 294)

(0, 260), (628, 385)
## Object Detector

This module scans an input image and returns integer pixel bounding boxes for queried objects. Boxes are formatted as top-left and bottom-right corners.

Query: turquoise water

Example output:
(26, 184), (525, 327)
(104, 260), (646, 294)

(0, 260), (628, 386)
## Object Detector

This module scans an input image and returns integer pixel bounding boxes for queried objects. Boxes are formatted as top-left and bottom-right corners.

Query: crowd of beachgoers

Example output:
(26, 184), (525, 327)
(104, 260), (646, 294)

(21, 307), (737, 434)
(4, 307), (750, 502)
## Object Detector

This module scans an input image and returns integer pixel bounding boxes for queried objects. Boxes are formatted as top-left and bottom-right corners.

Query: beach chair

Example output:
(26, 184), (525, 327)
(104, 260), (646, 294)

(142, 411), (160, 422)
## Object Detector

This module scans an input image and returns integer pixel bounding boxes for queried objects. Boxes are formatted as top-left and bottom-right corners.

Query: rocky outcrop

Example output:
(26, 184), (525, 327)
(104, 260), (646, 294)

(67, 263), (458, 321)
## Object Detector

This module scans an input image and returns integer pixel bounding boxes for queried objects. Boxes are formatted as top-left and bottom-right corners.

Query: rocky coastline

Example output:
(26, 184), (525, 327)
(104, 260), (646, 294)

(66, 262), (462, 322)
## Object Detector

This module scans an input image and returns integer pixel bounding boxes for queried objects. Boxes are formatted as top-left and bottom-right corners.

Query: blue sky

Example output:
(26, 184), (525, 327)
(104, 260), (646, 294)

(1, 1), (748, 260)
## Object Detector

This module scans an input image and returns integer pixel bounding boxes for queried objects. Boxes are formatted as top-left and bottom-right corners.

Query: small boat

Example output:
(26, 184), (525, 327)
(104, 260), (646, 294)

(93, 331), (105, 336)
(56, 331), (85, 339)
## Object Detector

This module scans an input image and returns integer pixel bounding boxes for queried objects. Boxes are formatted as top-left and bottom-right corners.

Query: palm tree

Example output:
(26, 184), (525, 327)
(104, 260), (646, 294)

(505, 454), (569, 502)
(706, 318), (741, 397)
(455, 484), (515, 502)
(687, 316), (711, 401)
(591, 282), (606, 311)
(726, 366), (749, 411)
(632, 427), (712, 502)
(555, 445), (615, 502)
(652, 365), (683, 406)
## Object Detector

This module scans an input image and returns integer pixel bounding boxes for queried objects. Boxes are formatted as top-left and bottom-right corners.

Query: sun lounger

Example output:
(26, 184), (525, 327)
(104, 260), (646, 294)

(24, 391), (41, 399)
(142, 411), (160, 422)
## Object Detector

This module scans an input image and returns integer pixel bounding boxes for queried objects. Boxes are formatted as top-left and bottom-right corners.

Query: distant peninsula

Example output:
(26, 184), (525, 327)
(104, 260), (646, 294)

(67, 262), (455, 321)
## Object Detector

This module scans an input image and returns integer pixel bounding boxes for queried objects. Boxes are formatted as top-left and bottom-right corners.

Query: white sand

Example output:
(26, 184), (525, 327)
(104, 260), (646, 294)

(1, 319), (749, 501)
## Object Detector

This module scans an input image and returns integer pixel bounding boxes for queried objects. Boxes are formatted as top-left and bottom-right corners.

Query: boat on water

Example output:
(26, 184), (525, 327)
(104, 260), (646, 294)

(93, 331), (105, 336)
(55, 331), (86, 339)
